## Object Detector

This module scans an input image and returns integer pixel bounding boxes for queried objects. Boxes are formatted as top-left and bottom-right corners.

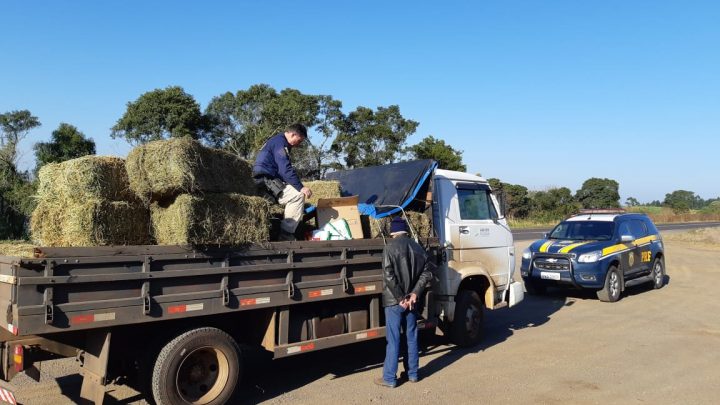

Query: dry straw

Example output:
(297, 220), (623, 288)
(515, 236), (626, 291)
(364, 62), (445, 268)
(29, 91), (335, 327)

(0, 241), (37, 258)
(37, 156), (136, 202)
(31, 199), (150, 247)
(151, 193), (271, 245)
(303, 180), (342, 206)
(126, 137), (256, 203)
(369, 211), (432, 239)
(31, 155), (151, 247)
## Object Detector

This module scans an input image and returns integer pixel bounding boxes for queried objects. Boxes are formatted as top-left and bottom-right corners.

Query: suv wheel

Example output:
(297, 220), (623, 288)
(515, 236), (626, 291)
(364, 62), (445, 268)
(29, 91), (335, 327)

(597, 265), (621, 302)
(652, 258), (665, 289)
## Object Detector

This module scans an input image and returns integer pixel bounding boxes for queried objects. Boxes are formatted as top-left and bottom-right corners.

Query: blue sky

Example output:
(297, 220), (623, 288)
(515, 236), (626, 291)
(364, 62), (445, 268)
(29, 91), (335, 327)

(2, 1), (718, 203)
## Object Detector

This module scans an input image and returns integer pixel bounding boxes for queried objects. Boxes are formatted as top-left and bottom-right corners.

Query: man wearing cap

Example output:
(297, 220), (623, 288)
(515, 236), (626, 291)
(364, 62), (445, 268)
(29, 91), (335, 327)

(375, 217), (434, 388)
(252, 123), (313, 241)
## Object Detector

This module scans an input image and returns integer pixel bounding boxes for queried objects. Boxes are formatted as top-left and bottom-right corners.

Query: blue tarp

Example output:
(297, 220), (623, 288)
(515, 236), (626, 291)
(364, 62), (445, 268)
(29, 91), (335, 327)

(325, 160), (437, 218)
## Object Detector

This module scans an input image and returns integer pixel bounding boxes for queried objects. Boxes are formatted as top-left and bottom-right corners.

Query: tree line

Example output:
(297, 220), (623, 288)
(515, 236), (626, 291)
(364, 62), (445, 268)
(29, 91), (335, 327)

(489, 177), (720, 222)
(1, 84), (717, 238)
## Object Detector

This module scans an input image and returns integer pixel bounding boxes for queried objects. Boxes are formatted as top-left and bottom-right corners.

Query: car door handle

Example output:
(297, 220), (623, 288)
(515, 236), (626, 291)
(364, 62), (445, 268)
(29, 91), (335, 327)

(459, 226), (469, 234)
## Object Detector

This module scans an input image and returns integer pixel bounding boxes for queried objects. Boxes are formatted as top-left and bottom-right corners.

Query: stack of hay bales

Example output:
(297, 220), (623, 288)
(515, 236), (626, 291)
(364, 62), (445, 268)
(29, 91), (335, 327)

(126, 138), (270, 245)
(369, 211), (433, 239)
(31, 156), (150, 246)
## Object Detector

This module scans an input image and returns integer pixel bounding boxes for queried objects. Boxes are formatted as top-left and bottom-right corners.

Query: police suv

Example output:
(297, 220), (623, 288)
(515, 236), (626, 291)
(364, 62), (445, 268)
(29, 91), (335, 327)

(520, 210), (665, 302)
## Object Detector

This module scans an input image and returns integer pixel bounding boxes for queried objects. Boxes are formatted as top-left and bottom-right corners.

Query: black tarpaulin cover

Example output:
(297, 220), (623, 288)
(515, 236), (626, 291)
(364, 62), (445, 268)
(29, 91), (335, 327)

(325, 160), (437, 218)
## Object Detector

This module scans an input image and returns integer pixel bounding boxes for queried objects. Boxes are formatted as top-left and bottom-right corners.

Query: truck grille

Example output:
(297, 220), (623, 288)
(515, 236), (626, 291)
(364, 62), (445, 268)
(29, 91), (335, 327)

(533, 257), (571, 271)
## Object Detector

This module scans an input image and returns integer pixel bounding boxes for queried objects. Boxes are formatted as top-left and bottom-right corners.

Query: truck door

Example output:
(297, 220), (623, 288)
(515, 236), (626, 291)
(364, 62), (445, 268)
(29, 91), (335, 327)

(448, 182), (512, 284)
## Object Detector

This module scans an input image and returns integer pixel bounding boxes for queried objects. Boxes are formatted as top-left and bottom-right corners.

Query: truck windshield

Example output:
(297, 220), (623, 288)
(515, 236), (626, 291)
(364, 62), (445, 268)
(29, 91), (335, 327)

(549, 221), (614, 241)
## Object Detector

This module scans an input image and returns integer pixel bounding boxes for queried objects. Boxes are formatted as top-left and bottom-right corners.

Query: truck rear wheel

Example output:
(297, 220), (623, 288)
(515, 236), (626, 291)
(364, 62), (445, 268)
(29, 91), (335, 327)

(450, 290), (484, 347)
(152, 327), (241, 405)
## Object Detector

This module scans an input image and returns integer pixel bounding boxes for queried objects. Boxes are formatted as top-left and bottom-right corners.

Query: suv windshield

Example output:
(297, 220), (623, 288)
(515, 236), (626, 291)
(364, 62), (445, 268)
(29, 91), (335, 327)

(549, 221), (615, 241)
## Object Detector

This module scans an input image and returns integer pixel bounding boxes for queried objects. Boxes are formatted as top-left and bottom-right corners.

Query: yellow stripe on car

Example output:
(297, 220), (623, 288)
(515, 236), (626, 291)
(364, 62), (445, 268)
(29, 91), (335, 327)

(558, 241), (590, 253)
(539, 241), (554, 253)
(602, 243), (632, 256)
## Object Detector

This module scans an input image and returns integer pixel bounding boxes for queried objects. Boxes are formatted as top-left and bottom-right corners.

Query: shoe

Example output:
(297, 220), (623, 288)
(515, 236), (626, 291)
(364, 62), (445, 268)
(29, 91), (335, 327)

(373, 377), (396, 388)
(400, 372), (419, 383)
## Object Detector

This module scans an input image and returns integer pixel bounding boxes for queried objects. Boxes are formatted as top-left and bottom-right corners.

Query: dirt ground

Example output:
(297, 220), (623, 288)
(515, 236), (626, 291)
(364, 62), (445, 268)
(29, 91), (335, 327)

(3, 229), (719, 404)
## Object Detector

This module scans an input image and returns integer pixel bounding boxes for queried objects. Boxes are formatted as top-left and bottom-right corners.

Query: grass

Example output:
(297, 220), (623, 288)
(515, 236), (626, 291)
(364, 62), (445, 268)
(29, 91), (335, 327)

(508, 206), (720, 229)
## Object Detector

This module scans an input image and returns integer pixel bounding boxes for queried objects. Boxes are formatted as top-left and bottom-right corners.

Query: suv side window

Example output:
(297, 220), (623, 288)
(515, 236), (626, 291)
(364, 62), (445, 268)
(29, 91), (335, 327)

(618, 221), (632, 238)
(629, 220), (648, 238)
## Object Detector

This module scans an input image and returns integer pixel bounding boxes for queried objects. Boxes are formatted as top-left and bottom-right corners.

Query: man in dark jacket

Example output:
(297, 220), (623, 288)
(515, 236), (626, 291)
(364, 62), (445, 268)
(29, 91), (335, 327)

(252, 124), (313, 240)
(375, 217), (434, 388)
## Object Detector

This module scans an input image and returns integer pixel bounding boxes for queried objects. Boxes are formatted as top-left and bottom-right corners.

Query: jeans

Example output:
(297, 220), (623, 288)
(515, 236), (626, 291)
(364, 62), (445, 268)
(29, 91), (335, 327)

(383, 304), (418, 384)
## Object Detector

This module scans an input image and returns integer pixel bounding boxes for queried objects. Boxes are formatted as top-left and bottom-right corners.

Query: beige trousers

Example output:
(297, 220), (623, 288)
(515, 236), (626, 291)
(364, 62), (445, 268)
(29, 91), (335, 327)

(278, 184), (305, 233)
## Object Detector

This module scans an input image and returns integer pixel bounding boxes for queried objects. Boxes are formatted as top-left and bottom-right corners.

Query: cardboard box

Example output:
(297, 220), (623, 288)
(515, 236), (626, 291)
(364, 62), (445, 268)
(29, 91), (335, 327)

(316, 195), (364, 239)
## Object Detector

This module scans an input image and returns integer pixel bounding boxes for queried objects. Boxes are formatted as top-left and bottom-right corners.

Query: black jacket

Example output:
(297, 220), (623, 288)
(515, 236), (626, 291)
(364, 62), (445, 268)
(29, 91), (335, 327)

(381, 234), (435, 307)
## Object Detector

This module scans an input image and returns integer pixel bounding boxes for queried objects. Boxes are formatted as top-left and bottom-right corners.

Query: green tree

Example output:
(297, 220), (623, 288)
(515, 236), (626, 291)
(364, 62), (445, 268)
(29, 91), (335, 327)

(663, 190), (701, 213)
(409, 136), (466, 171)
(0, 110), (40, 239)
(531, 187), (580, 221)
(111, 86), (206, 144)
(0, 110), (41, 177)
(204, 85), (344, 179)
(575, 178), (620, 209)
(330, 105), (418, 169)
(34, 123), (96, 171)
(625, 197), (640, 207)
(205, 85), (324, 158)
(487, 178), (531, 219)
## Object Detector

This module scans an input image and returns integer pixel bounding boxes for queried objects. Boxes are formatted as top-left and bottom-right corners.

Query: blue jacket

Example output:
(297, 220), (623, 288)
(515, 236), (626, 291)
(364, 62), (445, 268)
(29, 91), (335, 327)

(252, 133), (304, 191)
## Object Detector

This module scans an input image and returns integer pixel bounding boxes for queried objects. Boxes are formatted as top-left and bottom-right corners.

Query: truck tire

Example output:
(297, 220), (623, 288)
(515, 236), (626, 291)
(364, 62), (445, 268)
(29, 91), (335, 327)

(597, 265), (621, 302)
(450, 290), (484, 347)
(152, 327), (241, 405)
(651, 258), (665, 289)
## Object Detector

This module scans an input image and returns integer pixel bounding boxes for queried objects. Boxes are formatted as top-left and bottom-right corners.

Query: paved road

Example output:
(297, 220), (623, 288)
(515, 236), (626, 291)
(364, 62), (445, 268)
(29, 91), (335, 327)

(512, 221), (720, 241)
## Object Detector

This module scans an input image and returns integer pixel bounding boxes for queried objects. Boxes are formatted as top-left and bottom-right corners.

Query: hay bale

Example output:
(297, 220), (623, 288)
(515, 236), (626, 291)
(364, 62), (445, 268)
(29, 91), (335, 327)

(126, 138), (256, 203)
(304, 180), (342, 206)
(369, 211), (432, 239)
(151, 193), (270, 245)
(37, 156), (136, 202)
(0, 241), (37, 258)
(31, 199), (151, 247)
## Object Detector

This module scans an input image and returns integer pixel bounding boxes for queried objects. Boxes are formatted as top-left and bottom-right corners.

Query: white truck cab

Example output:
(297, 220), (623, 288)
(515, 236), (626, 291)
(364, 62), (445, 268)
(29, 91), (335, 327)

(432, 169), (524, 345)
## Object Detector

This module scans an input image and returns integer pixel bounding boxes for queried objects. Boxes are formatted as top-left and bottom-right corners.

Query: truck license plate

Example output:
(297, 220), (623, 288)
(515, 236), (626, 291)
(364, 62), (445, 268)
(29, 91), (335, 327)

(540, 272), (560, 281)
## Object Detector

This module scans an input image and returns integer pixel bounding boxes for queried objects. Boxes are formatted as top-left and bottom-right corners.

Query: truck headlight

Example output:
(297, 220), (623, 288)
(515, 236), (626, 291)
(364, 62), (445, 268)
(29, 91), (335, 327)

(578, 250), (602, 263)
(522, 248), (532, 260)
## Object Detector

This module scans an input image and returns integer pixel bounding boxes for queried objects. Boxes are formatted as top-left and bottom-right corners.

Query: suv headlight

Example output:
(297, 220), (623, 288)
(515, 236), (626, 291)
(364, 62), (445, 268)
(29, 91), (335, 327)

(522, 248), (532, 260)
(578, 250), (602, 263)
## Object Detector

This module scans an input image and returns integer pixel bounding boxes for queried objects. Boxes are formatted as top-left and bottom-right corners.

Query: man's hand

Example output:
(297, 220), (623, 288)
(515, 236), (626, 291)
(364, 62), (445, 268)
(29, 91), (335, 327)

(406, 293), (417, 310)
(399, 299), (409, 310)
(301, 187), (312, 199)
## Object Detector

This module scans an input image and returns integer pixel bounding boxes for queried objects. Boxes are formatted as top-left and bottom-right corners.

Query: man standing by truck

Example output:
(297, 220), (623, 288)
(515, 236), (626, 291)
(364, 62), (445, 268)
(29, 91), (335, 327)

(253, 124), (313, 240)
(375, 217), (434, 388)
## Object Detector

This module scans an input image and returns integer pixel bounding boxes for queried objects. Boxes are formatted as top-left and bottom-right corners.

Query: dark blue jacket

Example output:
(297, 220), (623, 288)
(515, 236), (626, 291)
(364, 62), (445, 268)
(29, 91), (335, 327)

(252, 133), (304, 191)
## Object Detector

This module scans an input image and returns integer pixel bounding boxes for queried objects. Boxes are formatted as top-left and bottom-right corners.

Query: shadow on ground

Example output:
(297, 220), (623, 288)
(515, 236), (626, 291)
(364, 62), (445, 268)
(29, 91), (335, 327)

(240, 293), (567, 404)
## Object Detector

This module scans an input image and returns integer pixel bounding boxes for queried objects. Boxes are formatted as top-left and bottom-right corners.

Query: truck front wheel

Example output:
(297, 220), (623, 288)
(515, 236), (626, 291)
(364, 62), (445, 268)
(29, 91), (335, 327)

(152, 327), (241, 405)
(450, 290), (484, 347)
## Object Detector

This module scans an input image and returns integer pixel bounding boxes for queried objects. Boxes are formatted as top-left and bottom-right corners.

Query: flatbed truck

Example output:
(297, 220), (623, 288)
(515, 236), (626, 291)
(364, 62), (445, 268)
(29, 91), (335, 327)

(0, 162), (524, 404)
